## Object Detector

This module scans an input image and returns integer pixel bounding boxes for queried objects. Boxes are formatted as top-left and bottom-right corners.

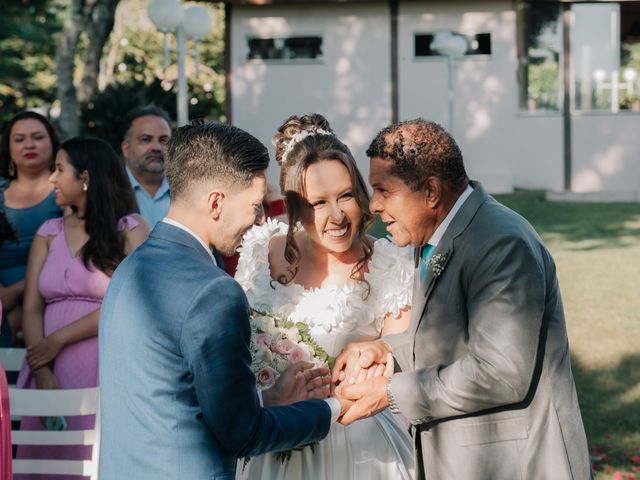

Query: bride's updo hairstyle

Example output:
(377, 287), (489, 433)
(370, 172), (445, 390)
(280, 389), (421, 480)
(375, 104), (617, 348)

(273, 113), (373, 289)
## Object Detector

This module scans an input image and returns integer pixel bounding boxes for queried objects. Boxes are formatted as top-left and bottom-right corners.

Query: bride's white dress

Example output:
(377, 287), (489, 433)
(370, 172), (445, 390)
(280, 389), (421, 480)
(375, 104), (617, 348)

(235, 219), (415, 480)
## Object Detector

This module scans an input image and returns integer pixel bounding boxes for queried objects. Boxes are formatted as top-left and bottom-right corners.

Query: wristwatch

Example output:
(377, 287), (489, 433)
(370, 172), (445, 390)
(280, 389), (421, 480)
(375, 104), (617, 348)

(386, 379), (401, 414)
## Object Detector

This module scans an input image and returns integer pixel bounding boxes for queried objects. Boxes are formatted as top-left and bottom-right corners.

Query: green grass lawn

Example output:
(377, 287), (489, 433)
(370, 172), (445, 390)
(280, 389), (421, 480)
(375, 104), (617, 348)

(371, 190), (640, 478)
(496, 190), (640, 479)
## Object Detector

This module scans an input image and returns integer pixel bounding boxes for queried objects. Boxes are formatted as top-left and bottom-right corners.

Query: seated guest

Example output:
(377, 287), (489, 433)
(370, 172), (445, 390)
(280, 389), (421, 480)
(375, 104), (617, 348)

(0, 111), (62, 346)
(15, 137), (148, 476)
(121, 105), (172, 227)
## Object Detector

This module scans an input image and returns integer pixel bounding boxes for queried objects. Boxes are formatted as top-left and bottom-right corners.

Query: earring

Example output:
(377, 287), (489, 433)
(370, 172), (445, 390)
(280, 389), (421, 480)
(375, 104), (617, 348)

(8, 161), (15, 177)
(82, 183), (88, 192)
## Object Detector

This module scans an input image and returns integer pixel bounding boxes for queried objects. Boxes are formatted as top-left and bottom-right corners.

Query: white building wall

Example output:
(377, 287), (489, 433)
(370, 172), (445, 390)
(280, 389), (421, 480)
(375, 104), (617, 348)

(572, 113), (640, 192)
(397, 0), (564, 193)
(230, 1), (638, 196)
(230, 3), (392, 191)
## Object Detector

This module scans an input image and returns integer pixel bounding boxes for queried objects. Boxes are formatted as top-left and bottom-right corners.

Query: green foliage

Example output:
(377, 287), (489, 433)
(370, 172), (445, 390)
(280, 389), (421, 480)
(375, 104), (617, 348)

(81, 76), (223, 153)
(100, 0), (225, 125)
(81, 78), (175, 152)
(522, 3), (561, 111)
(527, 59), (560, 111)
(1, 0), (226, 135)
(620, 42), (640, 111)
(0, 0), (65, 125)
(80, 0), (225, 146)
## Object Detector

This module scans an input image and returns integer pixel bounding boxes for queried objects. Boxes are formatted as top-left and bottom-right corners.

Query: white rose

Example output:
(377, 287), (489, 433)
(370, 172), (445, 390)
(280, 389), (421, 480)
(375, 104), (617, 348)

(284, 328), (301, 342)
(254, 346), (273, 364)
(273, 355), (290, 374)
(254, 316), (278, 335)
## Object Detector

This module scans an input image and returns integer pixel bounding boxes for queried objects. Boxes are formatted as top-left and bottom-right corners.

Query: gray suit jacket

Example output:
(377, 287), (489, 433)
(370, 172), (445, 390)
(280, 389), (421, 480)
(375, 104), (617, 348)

(99, 223), (331, 479)
(386, 182), (592, 480)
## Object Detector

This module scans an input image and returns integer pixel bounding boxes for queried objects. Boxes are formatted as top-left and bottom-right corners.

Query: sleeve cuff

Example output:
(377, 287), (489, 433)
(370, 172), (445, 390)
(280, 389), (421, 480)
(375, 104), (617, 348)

(324, 397), (341, 423)
(257, 389), (264, 408)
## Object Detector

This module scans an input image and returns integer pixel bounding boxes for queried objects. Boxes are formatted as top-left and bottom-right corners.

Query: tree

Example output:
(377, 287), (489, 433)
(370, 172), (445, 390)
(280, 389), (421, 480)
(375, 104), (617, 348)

(56, 0), (119, 137)
(0, 0), (64, 126)
(1, 0), (225, 134)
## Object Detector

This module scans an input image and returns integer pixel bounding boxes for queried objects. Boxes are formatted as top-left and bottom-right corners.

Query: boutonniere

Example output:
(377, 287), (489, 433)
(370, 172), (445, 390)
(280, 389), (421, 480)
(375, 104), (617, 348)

(429, 252), (449, 278)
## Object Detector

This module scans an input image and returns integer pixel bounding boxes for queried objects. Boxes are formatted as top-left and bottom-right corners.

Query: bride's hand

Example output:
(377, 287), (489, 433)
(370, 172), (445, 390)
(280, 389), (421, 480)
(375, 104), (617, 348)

(332, 340), (392, 386)
(262, 362), (331, 406)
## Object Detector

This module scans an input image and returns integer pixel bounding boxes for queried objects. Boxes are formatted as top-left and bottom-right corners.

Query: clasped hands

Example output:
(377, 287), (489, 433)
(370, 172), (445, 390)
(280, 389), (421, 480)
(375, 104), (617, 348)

(331, 339), (394, 425)
(26, 333), (64, 372)
(262, 340), (394, 425)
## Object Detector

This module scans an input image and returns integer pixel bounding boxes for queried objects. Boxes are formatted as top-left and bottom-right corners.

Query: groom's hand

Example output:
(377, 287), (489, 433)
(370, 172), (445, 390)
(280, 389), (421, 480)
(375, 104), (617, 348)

(337, 376), (390, 426)
(263, 362), (331, 406)
(332, 340), (392, 386)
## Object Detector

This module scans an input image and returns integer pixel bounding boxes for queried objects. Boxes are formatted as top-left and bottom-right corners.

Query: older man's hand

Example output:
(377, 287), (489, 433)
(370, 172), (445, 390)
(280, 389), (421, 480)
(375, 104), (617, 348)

(337, 376), (390, 425)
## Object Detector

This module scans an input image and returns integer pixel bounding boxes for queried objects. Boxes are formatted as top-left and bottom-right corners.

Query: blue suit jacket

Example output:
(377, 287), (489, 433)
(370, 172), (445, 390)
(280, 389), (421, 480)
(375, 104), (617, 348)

(99, 222), (331, 479)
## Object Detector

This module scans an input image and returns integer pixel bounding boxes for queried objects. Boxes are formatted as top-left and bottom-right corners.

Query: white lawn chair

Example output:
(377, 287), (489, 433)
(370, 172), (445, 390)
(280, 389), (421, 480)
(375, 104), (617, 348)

(9, 386), (100, 480)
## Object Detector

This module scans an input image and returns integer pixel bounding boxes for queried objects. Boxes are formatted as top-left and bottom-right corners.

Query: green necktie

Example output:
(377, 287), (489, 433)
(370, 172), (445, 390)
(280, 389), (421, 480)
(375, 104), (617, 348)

(419, 244), (435, 283)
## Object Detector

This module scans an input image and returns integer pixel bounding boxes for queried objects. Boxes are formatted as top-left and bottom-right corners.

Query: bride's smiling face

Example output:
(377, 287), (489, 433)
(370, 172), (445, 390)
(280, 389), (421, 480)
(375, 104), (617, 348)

(301, 160), (362, 254)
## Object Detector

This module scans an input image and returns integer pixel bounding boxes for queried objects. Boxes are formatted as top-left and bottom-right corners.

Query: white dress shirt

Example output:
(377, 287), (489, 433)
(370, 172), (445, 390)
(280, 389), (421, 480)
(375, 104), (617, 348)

(162, 218), (217, 264)
(427, 184), (474, 247)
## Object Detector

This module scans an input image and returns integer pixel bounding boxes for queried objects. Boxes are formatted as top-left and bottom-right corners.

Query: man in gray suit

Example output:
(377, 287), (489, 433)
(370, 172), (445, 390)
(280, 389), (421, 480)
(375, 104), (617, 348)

(334, 119), (592, 479)
(100, 122), (347, 479)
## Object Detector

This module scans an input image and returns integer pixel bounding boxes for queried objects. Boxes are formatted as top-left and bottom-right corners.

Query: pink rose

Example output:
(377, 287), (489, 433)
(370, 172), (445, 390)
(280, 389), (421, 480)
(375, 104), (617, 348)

(287, 346), (311, 364)
(257, 367), (278, 387)
(255, 333), (272, 349)
(275, 338), (297, 355)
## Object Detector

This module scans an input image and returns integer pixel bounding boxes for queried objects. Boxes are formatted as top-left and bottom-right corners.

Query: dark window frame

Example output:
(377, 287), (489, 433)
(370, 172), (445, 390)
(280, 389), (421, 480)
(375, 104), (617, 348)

(246, 35), (324, 62)
(413, 32), (492, 58)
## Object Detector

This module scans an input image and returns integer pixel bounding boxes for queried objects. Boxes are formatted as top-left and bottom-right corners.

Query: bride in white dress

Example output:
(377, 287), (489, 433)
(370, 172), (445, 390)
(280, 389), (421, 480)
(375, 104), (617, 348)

(235, 114), (415, 479)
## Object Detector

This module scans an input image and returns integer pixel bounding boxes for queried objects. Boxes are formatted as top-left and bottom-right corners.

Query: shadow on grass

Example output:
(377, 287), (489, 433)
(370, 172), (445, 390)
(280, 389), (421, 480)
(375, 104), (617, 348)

(494, 190), (640, 251)
(572, 353), (640, 472)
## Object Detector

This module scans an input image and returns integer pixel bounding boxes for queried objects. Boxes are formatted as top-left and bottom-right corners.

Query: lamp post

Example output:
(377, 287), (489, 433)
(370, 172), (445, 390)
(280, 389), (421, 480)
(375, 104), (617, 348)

(431, 32), (469, 135)
(148, 0), (212, 126)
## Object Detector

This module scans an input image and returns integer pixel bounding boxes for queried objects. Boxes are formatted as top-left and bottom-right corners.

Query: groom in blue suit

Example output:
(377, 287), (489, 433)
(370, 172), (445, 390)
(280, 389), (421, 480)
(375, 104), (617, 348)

(99, 122), (344, 479)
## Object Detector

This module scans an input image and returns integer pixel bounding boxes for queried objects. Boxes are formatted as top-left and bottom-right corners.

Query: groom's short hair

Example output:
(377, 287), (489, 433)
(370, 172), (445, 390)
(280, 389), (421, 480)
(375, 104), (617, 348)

(166, 121), (269, 199)
(366, 119), (467, 192)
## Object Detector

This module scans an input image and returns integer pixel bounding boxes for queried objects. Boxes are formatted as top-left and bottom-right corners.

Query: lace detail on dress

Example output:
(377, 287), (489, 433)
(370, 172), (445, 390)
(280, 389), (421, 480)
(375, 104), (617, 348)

(235, 218), (287, 310)
(236, 219), (414, 345)
(368, 238), (414, 325)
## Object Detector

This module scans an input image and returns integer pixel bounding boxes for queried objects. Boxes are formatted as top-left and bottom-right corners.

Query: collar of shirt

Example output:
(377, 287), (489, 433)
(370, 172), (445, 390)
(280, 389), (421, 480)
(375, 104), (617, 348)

(162, 218), (217, 265)
(427, 183), (474, 247)
(126, 166), (170, 200)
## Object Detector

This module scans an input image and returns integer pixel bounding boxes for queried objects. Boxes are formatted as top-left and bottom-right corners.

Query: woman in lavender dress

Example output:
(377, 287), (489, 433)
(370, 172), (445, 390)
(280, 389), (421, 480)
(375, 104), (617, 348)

(16, 138), (149, 478)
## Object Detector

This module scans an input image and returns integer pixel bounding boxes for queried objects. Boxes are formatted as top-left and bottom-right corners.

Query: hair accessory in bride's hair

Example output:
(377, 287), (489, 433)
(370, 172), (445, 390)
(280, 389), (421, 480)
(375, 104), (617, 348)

(280, 128), (333, 165)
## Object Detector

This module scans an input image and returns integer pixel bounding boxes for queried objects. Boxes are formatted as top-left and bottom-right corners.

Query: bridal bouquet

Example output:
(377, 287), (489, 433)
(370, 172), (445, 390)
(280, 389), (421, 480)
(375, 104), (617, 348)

(246, 308), (333, 463)
(249, 308), (333, 390)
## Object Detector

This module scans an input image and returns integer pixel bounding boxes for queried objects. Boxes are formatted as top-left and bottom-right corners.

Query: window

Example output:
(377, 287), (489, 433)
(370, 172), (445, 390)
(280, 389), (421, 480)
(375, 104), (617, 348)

(518, 2), (562, 111)
(573, 2), (640, 112)
(414, 33), (492, 57)
(247, 36), (323, 61)
(519, 1), (640, 113)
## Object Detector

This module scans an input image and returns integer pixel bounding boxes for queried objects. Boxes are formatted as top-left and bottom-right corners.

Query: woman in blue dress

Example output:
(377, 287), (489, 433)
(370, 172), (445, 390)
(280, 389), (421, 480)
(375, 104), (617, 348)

(0, 111), (62, 346)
